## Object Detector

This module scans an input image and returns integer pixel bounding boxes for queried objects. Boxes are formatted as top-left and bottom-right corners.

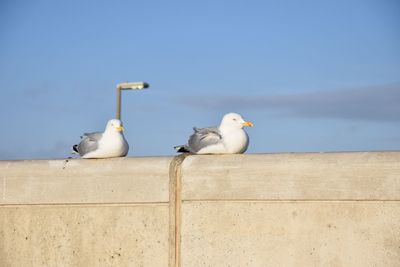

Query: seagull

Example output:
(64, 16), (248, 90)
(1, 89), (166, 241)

(174, 113), (253, 154)
(73, 119), (129, 159)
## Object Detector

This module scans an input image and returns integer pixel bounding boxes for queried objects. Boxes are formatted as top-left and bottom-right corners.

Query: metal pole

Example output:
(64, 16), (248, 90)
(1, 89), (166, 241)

(116, 86), (121, 120)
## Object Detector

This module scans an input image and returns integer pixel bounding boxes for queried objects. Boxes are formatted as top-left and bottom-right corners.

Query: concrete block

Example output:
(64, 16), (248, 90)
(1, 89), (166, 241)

(181, 152), (400, 200)
(0, 157), (172, 204)
(0, 204), (169, 267)
(181, 201), (400, 267)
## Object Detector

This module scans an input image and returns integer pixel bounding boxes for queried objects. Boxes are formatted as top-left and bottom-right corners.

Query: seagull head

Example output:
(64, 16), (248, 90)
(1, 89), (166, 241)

(220, 113), (254, 129)
(105, 119), (125, 133)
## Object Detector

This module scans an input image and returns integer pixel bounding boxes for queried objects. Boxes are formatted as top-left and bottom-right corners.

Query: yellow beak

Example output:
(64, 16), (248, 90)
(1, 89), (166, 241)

(242, 121), (254, 127)
(116, 126), (124, 132)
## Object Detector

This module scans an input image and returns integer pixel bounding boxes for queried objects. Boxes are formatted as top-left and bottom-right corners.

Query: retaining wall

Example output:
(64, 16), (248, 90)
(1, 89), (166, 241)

(1, 152), (399, 266)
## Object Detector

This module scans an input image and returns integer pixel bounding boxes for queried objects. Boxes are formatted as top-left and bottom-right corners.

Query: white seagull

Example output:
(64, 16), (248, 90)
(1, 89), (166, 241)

(174, 113), (253, 154)
(73, 119), (129, 159)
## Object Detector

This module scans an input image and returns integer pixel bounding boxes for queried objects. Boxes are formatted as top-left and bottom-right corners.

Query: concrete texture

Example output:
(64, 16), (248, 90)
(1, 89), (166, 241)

(0, 157), (171, 204)
(0, 204), (169, 267)
(181, 152), (400, 200)
(1, 152), (399, 267)
(181, 201), (400, 267)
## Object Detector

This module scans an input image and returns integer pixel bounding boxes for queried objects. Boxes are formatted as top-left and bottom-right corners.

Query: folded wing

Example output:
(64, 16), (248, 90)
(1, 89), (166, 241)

(77, 132), (103, 156)
(187, 127), (222, 153)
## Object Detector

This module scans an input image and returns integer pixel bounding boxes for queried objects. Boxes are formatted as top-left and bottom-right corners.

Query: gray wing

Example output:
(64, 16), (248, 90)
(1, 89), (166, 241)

(187, 127), (222, 153)
(77, 132), (103, 156)
(82, 132), (103, 139)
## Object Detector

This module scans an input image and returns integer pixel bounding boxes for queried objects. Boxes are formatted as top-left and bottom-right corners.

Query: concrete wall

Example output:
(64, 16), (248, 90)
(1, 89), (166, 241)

(1, 152), (399, 267)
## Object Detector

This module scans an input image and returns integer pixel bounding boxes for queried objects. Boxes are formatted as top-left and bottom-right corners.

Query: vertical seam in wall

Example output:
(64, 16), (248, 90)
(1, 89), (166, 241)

(169, 154), (186, 267)
(2, 177), (5, 200)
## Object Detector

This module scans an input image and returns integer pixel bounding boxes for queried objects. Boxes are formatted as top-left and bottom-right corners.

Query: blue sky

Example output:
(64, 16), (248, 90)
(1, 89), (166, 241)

(0, 0), (399, 159)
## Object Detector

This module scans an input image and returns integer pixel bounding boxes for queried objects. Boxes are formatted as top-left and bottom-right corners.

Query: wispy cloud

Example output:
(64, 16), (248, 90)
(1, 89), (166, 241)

(178, 84), (400, 122)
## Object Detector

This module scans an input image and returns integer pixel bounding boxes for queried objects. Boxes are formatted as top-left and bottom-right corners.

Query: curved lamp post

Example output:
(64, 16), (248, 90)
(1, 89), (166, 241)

(116, 81), (149, 120)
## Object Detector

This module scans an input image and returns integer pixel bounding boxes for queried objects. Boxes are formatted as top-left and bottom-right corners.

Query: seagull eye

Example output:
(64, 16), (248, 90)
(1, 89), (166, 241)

(233, 118), (237, 121)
